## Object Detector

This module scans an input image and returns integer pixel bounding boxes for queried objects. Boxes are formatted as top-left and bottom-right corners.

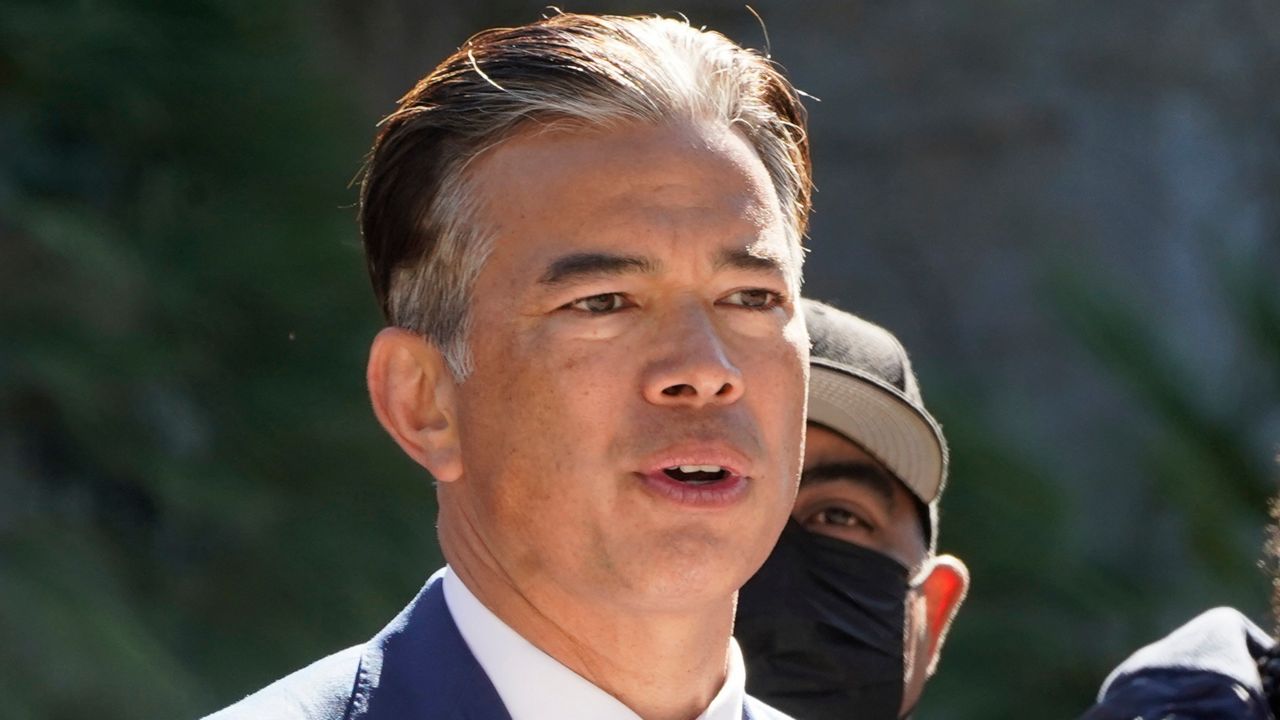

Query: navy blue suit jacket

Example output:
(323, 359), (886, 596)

(204, 572), (793, 720)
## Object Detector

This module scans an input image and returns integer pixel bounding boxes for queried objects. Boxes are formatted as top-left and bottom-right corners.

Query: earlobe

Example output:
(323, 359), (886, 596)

(917, 554), (970, 675)
(366, 327), (464, 483)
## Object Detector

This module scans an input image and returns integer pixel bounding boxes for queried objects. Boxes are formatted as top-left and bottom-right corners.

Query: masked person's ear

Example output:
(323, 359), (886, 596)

(367, 327), (464, 483)
(915, 554), (969, 674)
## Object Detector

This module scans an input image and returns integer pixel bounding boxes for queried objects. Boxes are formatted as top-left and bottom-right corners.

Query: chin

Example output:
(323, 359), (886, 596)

(625, 529), (764, 606)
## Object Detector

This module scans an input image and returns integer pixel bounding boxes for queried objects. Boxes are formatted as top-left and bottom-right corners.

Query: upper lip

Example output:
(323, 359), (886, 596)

(641, 441), (752, 478)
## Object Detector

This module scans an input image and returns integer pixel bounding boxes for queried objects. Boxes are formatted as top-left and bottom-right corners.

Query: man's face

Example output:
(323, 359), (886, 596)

(795, 424), (928, 571)
(446, 119), (808, 614)
(797, 423), (939, 714)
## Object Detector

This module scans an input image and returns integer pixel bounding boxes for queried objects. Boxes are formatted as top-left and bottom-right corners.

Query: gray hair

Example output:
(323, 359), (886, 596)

(359, 13), (812, 380)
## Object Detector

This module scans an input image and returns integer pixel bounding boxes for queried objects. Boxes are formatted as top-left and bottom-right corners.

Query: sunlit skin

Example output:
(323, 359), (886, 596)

(367, 119), (808, 720)
(798, 423), (969, 715)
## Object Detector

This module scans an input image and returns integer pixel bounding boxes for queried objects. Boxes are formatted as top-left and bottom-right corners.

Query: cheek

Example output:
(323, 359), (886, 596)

(464, 327), (632, 468)
(742, 339), (807, 437)
(741, 343), (807, 525)
(525, 340), (632, 428)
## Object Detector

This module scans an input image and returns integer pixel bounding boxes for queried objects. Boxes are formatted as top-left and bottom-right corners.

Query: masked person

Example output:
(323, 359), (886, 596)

(736, 299), (970, 719)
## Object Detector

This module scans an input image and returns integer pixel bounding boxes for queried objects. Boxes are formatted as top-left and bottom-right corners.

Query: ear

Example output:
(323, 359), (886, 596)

(366, 327), (464, 483)
(915, 554), (970, 675)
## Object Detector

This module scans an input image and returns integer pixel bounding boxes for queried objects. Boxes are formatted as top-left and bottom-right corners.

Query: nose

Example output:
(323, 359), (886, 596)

(642, 303), (745, 408)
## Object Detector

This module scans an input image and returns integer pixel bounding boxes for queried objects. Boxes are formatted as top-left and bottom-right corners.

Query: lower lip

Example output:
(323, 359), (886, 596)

(637, 471), (750, 509)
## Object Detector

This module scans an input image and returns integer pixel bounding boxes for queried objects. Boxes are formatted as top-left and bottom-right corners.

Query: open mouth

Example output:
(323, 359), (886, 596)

(662, 465), (729, 485)
(640, 453), (748, 507)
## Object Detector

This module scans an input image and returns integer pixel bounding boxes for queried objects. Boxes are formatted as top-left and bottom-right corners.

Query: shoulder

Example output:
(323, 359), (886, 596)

(201, 644), (365, 720)
(744, 694), (796, 720)
(1080, 607), (1275, 720)
(1099, 606), (1271, 694)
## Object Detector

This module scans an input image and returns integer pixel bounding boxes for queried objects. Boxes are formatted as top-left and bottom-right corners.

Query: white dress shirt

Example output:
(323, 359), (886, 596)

(443, 566), (745, 720)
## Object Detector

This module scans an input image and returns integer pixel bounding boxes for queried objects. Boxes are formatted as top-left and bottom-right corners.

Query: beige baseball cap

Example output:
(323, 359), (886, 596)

(803, 299), (949, 544)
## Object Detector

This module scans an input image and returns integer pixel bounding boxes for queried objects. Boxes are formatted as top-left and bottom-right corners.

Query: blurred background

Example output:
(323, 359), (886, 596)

(2, 0), (1278, 718)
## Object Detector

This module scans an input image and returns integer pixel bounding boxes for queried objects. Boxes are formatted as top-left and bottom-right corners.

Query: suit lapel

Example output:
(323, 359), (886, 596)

(346, 571), (782, 720)
(348, 573), (512, 720)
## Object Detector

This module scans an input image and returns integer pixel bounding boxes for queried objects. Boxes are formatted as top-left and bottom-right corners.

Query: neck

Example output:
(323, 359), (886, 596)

(440, 509), (735, 720)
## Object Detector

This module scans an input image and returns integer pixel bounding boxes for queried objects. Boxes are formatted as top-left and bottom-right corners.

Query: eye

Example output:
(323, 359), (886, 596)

(565, 292), (632, 314)
(722, 288), (782, 310)
(804, 506), (872, 531)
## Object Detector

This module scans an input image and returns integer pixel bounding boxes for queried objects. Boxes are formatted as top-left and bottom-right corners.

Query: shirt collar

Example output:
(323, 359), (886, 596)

(443, 566), (744, 720)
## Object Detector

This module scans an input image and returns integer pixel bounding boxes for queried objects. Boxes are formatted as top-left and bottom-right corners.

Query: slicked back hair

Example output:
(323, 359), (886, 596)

(359, 12), (812, 379)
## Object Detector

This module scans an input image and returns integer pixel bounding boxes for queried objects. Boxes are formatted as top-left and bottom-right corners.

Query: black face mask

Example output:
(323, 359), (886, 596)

(736, 520), (910, 720)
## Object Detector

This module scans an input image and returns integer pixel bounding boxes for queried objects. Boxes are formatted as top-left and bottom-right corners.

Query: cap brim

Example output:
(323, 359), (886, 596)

(807, 363), (947, 503)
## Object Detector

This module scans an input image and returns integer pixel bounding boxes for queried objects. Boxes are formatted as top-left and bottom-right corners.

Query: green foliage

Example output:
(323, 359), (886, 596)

(1, 1), (439, 717)
(1048, 257), (1277, 591)
(914, 382), (1127, 717)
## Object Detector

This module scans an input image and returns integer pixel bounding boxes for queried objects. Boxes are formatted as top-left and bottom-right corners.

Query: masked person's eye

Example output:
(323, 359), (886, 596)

(808, 506), (871, 530)
(565, 293), (631, 314)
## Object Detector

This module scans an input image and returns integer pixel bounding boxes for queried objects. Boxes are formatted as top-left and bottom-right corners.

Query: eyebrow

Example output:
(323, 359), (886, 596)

(714, 246), (791, 276)
(800, 462), (898, 509)
(537, 252), (657, 286)
(536, 245), (791, 287)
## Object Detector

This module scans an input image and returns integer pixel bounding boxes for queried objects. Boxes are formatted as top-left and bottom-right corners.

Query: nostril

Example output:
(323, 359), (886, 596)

(662, 384), (694, 397)
(714, 383), (734, 396)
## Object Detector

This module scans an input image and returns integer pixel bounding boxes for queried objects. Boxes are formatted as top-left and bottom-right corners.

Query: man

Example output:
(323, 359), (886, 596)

(736, 299), (970, 719)
(206, 12), (812, 720)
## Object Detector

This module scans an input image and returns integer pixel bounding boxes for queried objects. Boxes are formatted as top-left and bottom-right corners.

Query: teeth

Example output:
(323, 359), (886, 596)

(676, 465), (724, 474)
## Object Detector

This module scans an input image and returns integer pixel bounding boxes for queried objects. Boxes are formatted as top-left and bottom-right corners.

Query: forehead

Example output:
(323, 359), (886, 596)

(465, 120), (796, 280)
